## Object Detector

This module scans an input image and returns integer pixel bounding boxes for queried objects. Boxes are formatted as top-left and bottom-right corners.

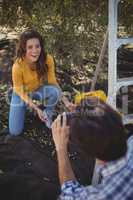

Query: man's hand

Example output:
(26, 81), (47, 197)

(51, 113), (70, 151)
(52, 112), (76, 184)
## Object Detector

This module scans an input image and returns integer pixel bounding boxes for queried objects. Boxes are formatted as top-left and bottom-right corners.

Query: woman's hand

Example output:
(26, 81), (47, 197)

(51, 113), (70, 151)
(65, 101), (76, 112)
(61, 96), (76, 112)
(36, 107), (47, 122)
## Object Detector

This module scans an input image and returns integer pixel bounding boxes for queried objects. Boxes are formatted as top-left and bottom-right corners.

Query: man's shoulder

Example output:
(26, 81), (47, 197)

(127, 135), (133, 144)
(124, 135), (133, 171)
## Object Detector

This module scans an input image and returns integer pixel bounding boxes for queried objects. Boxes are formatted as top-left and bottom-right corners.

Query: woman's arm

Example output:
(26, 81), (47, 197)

(46, 55), (76, 111)
(61, 95), (76, 111)
(12, 63), (46, 121)
(47, 54), (59, 86)
(12, 63), (37, 107)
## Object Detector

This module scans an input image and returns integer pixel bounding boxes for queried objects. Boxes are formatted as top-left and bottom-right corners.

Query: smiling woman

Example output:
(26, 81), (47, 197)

(25, 38), (41, 65)
(9, 29), (62, 135)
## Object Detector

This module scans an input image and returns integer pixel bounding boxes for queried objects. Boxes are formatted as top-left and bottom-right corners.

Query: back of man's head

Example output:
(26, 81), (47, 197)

(69, 97), (127, 162)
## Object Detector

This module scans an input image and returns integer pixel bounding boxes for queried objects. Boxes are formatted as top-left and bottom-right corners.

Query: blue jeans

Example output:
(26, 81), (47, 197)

(9, 85), (62, 136)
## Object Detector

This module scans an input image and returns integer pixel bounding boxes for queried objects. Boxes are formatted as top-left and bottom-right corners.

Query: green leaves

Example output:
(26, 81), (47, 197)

(0, 0), (132, 70)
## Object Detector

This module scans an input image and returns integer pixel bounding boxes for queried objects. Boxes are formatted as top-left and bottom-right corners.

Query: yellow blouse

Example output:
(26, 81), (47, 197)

(12, 54), (58, 103)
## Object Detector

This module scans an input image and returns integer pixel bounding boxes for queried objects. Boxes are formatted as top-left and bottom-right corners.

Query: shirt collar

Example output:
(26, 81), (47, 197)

(100, 136), (133, 177)
(97, 156), (126, 178)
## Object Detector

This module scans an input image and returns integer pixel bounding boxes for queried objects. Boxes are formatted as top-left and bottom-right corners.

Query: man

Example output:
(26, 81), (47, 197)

(51, 97), (133, 200)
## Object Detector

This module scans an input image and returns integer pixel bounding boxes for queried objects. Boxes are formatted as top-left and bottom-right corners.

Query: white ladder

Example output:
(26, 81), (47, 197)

(108, 0), (133, 124)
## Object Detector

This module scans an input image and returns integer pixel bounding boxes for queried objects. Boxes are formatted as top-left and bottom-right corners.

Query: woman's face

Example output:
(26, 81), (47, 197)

(25, 38), (41, 64)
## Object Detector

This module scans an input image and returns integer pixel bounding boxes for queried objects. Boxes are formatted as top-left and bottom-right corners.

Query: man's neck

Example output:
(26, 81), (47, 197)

(96, 159), (106, 165)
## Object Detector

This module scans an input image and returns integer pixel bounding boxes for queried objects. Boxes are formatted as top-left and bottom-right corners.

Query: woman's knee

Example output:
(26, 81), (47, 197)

(9, 111), (25, 135)
(9, 109), (25, 135)
(9, 127), (24, 136)
(10, 92), (26, 107)
(49, 86), (62, 98)
(9, 93), (26, 136)
(48, 86), (62, 104)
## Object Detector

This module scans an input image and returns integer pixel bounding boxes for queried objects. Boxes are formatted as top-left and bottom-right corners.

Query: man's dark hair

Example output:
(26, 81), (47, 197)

(68, 97), (127, 162)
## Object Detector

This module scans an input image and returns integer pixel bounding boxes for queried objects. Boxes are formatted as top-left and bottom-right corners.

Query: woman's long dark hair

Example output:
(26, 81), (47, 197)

(17, 29), (47, 81)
